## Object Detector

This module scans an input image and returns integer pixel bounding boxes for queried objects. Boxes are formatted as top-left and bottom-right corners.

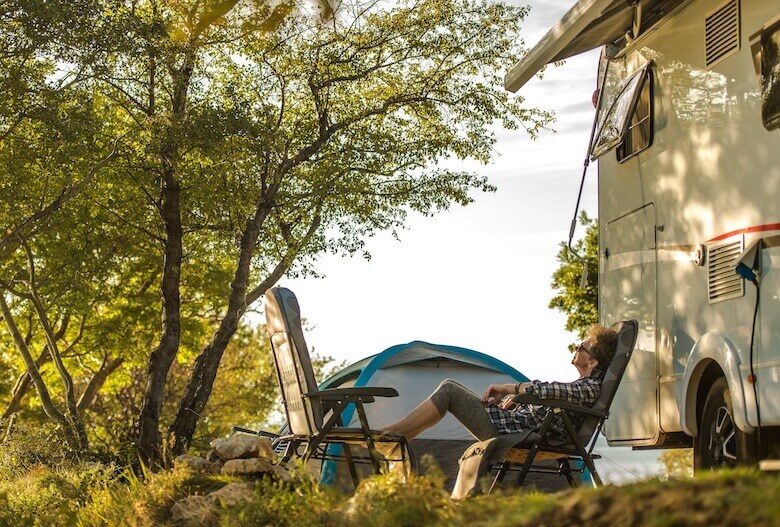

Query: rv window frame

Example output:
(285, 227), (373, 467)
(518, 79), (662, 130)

(761, 16), (780, 131)
(617, 69), (654, 163)
(590, 63), (651, 160)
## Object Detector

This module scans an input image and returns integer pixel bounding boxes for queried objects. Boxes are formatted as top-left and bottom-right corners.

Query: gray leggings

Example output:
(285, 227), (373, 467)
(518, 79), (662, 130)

(429, 379), (499, 441)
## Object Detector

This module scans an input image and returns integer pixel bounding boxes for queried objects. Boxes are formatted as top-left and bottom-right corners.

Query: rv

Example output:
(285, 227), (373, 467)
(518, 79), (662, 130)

(506, 0), (779, 469)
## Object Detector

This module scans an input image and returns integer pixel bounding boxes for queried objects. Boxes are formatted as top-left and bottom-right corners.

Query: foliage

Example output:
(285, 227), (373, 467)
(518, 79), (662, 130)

(76, 467), (239, 527)
(659, 448), (694, 479)
(549, 211), (599, 340)
(1, 0), (553, 462)
(1, 461), (779, 526)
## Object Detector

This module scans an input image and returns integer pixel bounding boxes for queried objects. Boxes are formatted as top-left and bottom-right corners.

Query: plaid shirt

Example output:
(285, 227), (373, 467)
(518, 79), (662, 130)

(484, 371), (603, 438)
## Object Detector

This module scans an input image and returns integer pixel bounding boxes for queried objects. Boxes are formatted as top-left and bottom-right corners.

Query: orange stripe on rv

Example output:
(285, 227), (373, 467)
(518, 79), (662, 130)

(707, 223), (780, 243)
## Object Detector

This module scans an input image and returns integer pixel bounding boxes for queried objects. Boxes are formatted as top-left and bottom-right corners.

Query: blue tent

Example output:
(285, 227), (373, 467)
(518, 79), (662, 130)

(308, 341), (574, 491)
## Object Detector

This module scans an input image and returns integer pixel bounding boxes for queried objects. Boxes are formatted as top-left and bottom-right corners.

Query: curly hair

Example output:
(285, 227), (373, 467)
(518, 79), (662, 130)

(586, 324), (619, 370)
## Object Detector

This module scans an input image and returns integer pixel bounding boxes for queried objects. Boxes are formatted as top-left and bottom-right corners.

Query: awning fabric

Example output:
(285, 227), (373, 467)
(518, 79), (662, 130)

(505, 0), (679, 92)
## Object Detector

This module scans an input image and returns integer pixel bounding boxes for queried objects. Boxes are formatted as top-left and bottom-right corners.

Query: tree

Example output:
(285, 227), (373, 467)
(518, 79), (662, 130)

(3, 0), (552, 463)
(549, 211), (598, 340)
(164, 0), (552, 457)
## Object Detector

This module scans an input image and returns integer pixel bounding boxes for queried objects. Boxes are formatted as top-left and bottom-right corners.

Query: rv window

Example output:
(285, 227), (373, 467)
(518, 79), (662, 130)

(761, 17), (780, 130)
(617, 70), (653, 162)
(590, 64), (650, 160)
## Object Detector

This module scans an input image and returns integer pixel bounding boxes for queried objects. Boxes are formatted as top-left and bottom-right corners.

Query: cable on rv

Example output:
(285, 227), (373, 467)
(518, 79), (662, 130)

(736, 238), (765, 456)
(748, 266), (764, 458)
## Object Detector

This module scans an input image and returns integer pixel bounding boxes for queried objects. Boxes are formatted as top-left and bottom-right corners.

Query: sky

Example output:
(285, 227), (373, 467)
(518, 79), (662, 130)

(283, 1), (601, 382)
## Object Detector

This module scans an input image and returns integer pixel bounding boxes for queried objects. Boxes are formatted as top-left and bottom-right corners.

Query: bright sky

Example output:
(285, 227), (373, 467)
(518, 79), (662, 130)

(282, 1), (601, 382)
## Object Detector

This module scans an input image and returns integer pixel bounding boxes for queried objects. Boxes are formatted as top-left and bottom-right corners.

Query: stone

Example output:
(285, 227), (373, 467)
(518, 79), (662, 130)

(209, 482), (254, 507)
(170, 495), (218, 527)
(209, 434), (276, 461)
(271, 464), (293, 483)
(169, 484), (254, 526)
(206, 449), (220, 462)
(175, 454), (218, 474)
(221, 457), (274, 476)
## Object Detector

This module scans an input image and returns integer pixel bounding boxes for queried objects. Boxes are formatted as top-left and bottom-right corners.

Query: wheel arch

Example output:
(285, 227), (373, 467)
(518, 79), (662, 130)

(681, 332), (753, 436)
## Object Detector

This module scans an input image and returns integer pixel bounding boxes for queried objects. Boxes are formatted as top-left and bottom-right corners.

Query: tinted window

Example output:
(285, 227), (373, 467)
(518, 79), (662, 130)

(617, 70), (653, 162)
(591, 64), (651, 159)
(762, 17), (780, 130)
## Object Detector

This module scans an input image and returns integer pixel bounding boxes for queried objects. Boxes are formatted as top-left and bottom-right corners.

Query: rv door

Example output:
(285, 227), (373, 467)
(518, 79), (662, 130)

(602, 203), (659, 445)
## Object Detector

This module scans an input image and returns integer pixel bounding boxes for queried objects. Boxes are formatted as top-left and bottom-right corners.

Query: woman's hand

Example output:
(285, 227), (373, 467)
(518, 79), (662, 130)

(481, 383), (513, 405)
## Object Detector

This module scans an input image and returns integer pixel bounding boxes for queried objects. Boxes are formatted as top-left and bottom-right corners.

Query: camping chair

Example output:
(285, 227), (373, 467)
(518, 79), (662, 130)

(262, 286), (415, 487)
(488, 319), (638, 490)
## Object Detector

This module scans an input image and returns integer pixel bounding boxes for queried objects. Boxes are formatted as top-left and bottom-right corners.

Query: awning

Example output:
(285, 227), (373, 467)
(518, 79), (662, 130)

(505, 0), (680, 92)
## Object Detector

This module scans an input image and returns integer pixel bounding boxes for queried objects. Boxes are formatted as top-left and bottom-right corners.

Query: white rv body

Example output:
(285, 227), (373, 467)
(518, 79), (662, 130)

(507, 0), (780, 460)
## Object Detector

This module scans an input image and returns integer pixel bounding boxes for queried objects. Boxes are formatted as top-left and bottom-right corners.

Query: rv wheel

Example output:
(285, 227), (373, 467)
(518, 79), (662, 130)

(694, 378), (757, 471)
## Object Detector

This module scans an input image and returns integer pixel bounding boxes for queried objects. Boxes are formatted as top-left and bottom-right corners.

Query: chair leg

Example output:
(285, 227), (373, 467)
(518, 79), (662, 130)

(489, 461), (510, 493)
(560, 459), (576, 488)
(354, 401), (383, 475)
(342, 443), (360, 489)
(403, 440), (417, 476)
(582, 455), (603, 487)
(514, 446), (539, 488)
(279, 440), (298, 466)
(558, 411), (602, 487)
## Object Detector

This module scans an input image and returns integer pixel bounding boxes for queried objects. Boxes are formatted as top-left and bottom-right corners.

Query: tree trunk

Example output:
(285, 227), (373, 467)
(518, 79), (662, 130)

(167, 204), (271, 454)
(3, 347), (49, 418)
(168, 205), (322, 454)
(136, 45), (194, 464)
(0, 295), (81, 448)
(78, 356), (124, 412)
(137, 176), (183, 464)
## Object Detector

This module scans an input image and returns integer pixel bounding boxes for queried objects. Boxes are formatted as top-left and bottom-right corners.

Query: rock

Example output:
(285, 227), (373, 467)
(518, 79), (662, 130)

(209, 482), (254, 506)
(206, 449), (220, 462)
(170, 484), (253, 526)
(175, 454), (219, 474)
(170, 495), (218, 527)
(221, 457), (274, 476)
(209, 434), (276, 461)
(271, 464), (293, 483)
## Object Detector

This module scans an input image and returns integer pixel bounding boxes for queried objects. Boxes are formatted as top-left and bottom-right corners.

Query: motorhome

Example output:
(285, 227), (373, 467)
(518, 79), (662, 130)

(506, 0), (779, 469)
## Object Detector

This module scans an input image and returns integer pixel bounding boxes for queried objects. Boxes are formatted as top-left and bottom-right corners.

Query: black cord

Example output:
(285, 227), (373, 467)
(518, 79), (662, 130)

(748, 282), (763, 457)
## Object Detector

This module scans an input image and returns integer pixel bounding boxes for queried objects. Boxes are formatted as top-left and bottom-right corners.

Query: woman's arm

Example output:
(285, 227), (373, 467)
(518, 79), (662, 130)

(481, 381), (533, 404)
(525, 378), (600, 405)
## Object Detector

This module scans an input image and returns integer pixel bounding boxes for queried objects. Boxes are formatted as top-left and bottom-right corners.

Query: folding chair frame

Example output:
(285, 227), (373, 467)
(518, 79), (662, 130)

(254, 287), (415, 489)
(488, 319), (638, 491)
(489, 395), (607, 491)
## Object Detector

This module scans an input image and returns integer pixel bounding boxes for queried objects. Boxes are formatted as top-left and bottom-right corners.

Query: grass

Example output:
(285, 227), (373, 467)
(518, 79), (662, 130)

(0, 459), (778, 526)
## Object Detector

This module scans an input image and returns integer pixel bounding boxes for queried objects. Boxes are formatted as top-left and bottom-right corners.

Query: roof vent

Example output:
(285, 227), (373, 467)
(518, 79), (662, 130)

(708, 237), (744, 304)
(705, 0), (740, 68)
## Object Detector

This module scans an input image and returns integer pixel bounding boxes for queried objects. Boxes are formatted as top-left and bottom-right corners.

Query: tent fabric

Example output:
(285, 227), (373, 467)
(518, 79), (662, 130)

(504, 0), (679, 92)
(313, 341), (568, 492)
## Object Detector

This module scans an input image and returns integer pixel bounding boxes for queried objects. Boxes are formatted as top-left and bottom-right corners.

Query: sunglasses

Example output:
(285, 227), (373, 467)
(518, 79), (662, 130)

(577, 340), (593, 355)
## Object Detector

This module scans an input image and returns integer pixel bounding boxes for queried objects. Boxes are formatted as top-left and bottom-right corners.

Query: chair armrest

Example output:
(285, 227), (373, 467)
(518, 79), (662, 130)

(304, 387), (399, 400)
(510, 394), (604, 417)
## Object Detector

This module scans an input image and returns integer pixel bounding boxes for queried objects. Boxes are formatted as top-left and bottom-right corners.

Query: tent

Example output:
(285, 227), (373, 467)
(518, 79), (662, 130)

(309, 340), (570, 492)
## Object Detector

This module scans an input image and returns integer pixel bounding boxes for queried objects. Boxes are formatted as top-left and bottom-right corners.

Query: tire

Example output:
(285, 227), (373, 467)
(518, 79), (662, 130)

(694, 377), (757, 471)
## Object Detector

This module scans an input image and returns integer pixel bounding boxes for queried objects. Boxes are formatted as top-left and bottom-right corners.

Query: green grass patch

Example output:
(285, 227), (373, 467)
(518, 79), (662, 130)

(0, 457), (778, 526)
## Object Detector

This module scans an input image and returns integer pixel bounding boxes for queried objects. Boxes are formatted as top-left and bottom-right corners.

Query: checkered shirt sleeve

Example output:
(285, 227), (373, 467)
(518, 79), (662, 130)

(526, 377), (601, 405)
(484, 376), (602, 437)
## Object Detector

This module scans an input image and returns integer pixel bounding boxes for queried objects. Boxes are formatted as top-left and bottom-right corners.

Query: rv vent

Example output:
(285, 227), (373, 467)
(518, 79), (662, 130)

(705, 0), (740, 68)
(707, 237), (744, 304)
